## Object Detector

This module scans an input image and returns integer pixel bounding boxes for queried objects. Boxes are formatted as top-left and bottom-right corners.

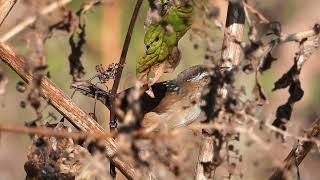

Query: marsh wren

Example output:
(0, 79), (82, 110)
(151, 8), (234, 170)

(118, 65), (211, 131)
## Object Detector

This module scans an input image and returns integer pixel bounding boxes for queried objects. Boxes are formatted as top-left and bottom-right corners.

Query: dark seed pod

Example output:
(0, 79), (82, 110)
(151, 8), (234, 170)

(20, 101), (27, 108)
(16, 81), (27, 93)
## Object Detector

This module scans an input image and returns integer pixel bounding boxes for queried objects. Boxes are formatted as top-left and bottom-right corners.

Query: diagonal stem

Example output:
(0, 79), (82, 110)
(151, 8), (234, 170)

(108, 0), (144, 178)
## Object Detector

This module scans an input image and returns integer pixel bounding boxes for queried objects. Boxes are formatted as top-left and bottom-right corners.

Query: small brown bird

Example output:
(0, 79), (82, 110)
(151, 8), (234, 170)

(118, 65), (210, 131)
(71, 65), (211, 131)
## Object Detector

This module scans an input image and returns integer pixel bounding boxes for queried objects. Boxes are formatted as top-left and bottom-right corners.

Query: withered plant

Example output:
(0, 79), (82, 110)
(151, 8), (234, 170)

(0, 0), (319, 180)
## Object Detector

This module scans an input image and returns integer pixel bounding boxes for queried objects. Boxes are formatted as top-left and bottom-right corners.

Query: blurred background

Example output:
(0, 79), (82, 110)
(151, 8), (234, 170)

(0, 0), (320, 179)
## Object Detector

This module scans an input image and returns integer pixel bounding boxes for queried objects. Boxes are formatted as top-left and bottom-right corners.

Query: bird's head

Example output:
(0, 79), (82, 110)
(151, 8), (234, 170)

(175, 65), (210, 87)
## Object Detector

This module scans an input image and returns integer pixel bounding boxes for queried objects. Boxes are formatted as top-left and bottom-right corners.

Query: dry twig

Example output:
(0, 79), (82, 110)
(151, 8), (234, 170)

(108, 0), (144, 177)
(0, 123), (113, 139)
(0, 43), (138, 179)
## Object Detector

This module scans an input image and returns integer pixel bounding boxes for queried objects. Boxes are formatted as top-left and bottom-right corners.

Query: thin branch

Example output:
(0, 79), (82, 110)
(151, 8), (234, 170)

(0, 43), (138, 180)
(269, 119), (320, 180)
(110, 0), (143, 128)
(0, 122), (158, 140)
(0, 122), (216, 142)
(0, 0), (72, 42)
(0, 122), (228, 141)
(0, 123), (113, 139)
(108, 0), (143, 177)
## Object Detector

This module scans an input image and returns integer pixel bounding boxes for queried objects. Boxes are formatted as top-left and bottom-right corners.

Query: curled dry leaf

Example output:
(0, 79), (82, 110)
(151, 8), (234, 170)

(259, 52), (277, 73)
(272, 63), (299, 91)
(138, 47), (181, 88)
(274, 24), (320, 91)
(68, 23), (86, 81)
(272, 31), (320, 130)
(64, 1), (105, 82)
(95, 63), (123, 84)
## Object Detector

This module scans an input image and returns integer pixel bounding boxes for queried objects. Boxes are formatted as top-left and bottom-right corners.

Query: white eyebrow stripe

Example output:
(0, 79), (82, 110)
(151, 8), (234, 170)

(187, 72), (209, 82)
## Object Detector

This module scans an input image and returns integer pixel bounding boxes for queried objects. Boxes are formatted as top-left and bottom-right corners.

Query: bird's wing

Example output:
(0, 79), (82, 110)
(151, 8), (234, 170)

(117, 80), (176, 115)
(142, 99), (203, 131)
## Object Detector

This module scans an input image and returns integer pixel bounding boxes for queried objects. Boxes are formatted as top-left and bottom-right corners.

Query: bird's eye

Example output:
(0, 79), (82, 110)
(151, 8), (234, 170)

(182, 18), (190, 25)
(163, 1), (168, 7)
